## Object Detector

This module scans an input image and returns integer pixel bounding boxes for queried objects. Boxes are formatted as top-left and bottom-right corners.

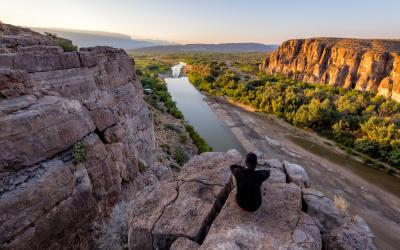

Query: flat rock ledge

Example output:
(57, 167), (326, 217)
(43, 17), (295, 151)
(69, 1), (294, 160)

(128, 151), (376, 250)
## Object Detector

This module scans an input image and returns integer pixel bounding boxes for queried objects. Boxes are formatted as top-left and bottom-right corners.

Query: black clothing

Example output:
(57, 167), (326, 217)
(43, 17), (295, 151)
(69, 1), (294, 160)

(230, 164), (270, 212)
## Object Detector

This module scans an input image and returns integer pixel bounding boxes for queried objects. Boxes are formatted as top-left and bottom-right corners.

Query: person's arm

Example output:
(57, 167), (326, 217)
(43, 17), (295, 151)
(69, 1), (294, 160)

(230, 164), (241, 177)
(259, 170), (270, 182)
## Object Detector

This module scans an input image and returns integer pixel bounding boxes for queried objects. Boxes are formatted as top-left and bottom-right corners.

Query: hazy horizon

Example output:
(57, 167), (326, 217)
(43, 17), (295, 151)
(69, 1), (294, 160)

(1, 0), (400, 44)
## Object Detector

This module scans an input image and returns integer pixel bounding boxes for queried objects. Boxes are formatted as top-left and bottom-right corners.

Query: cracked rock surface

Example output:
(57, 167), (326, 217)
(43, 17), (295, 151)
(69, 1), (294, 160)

(128, 150), (241, 250)
(128, 152), (376, 250)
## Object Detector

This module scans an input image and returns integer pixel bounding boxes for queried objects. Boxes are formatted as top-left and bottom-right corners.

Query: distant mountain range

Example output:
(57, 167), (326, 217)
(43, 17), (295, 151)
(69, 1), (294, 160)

(30, 28), (277, 53)
(31, 27), (175, 50)
(130, 43), (278, 53)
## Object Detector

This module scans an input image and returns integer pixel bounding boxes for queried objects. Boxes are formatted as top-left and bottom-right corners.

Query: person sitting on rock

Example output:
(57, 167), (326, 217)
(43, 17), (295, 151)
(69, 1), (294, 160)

(230, 152), (270, 212)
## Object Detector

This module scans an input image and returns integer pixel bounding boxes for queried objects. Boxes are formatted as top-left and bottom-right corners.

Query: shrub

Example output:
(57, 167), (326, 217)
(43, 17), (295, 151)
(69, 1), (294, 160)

(164, 123), (180, 132)
(45, 32), (78, 52)
(169, 107), (183, 119)
(179, 132), (188, 144)
(96, 201), (132, 250)
(72, 142), (86, 163)
(334, 195), (349, 213)
(185, 124), (212, 153)
(55, 37), (78, 52)
(173, 148), (189, 166)
(387, 168), (396, 175)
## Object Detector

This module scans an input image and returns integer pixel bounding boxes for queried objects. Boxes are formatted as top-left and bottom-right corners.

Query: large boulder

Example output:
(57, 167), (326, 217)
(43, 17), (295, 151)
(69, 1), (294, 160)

(179, 149), (242, 185)
(302, 189), (376, 250)
(200, 182), (321, 250)
(152, 181), (229, 248)
(283, 160), (310, 188)
(283, 213), (322, 250)
(326, 215), (377, 250)
(127, 181), (179, 250)
(128, 150), (242, 250)
(302, 188), (347, 234)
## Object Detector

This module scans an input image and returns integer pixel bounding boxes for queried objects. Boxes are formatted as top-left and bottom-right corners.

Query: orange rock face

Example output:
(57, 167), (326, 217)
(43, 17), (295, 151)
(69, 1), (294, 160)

(261, 38), (400, 100)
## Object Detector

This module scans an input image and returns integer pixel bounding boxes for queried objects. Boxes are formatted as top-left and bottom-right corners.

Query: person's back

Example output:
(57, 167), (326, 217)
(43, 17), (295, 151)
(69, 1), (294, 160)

(230, 153), (270, 212)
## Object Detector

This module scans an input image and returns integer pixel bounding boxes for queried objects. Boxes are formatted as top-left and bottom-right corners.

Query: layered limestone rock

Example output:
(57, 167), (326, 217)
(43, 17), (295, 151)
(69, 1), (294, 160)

(128, 151), (376, 250)
(261, 38), (400, 101)
(0, 24), (155, 249)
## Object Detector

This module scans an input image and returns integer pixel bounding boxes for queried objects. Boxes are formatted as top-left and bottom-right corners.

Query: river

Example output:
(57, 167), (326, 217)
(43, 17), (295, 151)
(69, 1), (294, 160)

(164, 63), (400, 249)
(165, 64), (245, 154)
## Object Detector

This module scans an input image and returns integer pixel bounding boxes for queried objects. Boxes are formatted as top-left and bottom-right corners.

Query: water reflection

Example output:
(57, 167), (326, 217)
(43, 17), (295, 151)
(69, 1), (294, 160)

(165, 64), (245, 154)
(171, 62), (186, 78)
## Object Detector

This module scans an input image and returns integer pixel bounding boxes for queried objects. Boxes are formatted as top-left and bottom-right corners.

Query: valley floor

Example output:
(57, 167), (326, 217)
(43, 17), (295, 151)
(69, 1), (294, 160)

(207, 97), (400, 250)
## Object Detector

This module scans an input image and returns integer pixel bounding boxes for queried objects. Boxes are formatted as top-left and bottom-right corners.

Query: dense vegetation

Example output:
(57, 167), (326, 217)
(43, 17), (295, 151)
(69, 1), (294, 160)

(187, 61), (400, 171)
(134, 58), (212, 153)
(131, 52), (267, 66)
(45, 32), (78, 52)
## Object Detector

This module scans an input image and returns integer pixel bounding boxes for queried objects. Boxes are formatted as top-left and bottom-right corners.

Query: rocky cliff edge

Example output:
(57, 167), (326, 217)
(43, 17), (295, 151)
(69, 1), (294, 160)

(128, 150), (376, 250)
(0, 23), (155, 249)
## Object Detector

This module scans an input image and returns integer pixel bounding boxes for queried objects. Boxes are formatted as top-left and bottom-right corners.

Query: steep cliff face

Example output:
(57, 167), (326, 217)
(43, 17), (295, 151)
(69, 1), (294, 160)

(0, 23), (155, 249)
(261, 38), (400, 101)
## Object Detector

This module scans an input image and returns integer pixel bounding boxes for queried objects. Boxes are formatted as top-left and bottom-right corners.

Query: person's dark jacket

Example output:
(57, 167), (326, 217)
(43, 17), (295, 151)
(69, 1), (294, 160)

(230, 164), (270, 212)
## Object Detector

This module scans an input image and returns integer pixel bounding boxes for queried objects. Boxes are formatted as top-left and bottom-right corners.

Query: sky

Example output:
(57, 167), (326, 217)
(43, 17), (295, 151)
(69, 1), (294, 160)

(1, 0), (399, 44)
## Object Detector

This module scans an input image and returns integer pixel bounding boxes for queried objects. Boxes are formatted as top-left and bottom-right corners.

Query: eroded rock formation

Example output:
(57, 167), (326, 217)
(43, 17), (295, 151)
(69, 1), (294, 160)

(0, 23), (377, 249)
(0, 23), (155, 249)
(260, 38), (400, 101)
(128, 150), (376, 250)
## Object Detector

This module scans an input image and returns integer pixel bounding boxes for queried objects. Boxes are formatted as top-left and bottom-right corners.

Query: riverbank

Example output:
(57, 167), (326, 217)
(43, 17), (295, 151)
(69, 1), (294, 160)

(220, 96), (400, 178)
(205, 96), (400, 250)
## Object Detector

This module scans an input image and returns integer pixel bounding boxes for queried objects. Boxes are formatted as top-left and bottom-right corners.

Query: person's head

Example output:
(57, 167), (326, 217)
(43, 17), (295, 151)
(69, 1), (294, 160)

(245, 152), (257, 170)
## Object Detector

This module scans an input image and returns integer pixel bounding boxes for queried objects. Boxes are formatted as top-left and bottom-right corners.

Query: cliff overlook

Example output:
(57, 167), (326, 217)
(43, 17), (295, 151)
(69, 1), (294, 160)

(260, 38), (400, 101)
(128, 150), (376, 250)
(0, 24), (376, 249)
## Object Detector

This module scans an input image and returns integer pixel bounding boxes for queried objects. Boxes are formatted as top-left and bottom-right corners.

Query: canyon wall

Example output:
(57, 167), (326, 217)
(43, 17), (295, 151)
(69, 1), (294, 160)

(0, 23), (155, 249)
(260, 38), (400, 101)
